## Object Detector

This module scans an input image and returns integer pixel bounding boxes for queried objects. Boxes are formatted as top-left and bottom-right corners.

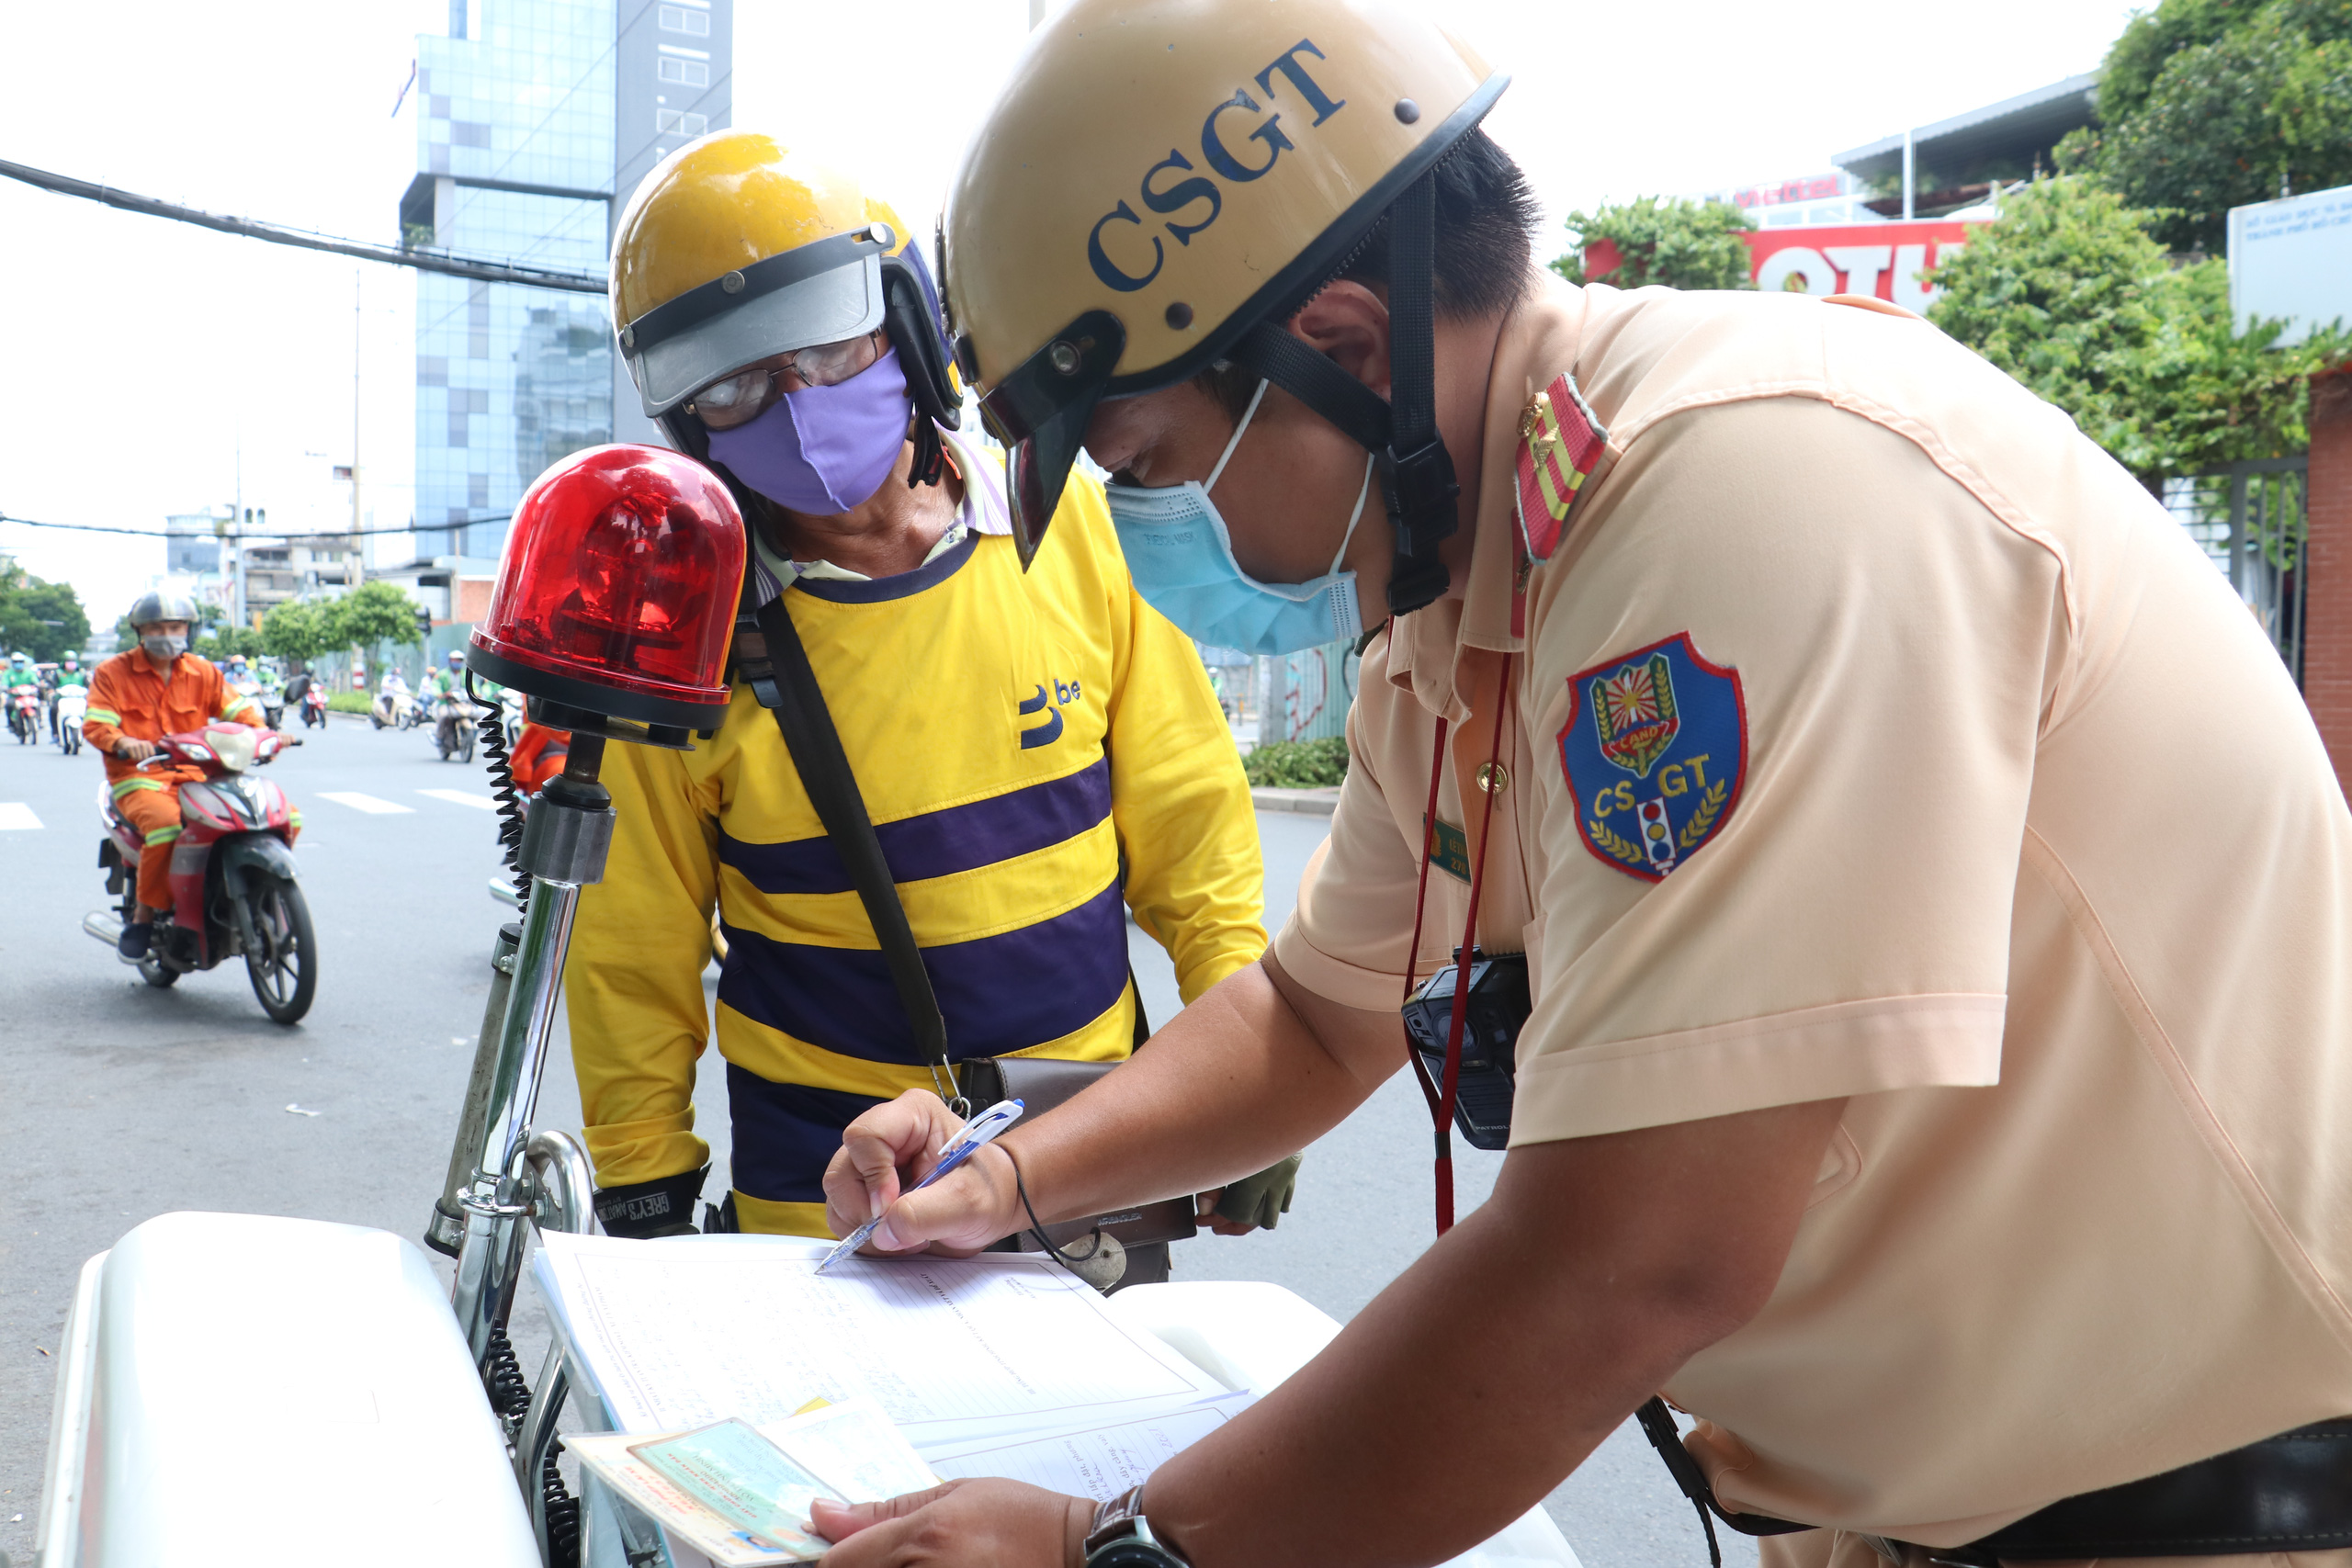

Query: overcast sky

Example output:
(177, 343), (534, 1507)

(0, 0), (2141, 626)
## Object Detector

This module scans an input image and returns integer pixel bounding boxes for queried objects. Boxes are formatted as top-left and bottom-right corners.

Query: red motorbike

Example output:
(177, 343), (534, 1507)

(7, 684), (39, 744)
(85, 720), (318, 1023)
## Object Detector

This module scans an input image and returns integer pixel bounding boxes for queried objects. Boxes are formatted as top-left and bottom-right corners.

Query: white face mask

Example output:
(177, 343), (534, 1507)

(1099, 380), (1372, 656)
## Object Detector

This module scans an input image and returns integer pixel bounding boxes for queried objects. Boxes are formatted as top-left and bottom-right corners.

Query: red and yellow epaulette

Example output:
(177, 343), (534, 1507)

(1514, 372), (1607, 563)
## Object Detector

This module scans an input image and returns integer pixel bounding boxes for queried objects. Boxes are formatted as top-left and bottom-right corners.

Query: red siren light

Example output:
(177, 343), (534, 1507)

(468, 445), (744, 740)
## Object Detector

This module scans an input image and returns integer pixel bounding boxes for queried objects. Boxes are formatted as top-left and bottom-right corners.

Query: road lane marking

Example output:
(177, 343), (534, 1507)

(317, 791), (414, 815)
(416, 788), (497, 810)
(0, 802), (41, 830)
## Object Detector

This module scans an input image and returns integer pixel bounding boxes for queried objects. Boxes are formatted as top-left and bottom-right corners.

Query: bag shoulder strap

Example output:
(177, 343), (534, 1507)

(740, 599), (957, 1103)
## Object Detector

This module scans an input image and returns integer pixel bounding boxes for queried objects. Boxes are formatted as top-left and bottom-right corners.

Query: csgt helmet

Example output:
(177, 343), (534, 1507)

(610, 131), (962, 485)
(944, 0), (1504, 610)
(128, 589), (199, 628)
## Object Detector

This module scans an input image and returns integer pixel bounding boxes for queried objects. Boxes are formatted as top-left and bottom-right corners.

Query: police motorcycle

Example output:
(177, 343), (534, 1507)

(35, 447), (1578, 1568)
(82, 718), (316, 1022)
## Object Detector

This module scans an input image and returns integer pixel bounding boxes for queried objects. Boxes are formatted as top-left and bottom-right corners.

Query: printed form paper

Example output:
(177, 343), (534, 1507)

(921, 1393), (1257, 1502)
(535, 1233), (1230, 1446)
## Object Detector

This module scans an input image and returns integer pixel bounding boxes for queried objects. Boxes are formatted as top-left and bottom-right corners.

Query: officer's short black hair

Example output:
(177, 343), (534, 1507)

(1324, 129), (1540, 321)
(1197, 129), (1539, 419)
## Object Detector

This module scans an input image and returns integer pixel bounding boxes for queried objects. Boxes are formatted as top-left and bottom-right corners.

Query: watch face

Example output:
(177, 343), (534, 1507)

(1088, 1540), (1184, 1568)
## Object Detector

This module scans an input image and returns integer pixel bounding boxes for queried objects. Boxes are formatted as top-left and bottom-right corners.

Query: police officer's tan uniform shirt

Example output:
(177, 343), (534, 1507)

(1274, 276), (2352, 1545)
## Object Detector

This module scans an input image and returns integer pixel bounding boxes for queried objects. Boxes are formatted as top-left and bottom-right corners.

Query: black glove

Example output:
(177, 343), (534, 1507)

(1212, 1153), (1303, 1231)
(594, 1164), (708, 1239)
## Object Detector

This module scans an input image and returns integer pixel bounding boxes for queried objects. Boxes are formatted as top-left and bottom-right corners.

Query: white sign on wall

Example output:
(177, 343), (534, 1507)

(2228, 184), (2352, 346)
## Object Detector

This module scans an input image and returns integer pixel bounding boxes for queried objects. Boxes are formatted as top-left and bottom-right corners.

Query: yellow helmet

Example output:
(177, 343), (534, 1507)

(611, 131), (961, 445)
(944, 0), (1504, 595)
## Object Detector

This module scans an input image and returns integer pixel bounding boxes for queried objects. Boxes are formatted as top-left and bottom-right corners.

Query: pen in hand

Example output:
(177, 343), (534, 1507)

(816, 1099), (1024, 1274)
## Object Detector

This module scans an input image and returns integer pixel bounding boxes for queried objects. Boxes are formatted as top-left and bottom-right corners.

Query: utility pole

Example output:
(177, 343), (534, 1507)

(1902, 128), (1916, 221)
(350, 269), (364, 588)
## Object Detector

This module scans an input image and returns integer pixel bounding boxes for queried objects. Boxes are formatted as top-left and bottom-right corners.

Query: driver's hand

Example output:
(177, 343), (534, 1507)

(811, 1478), (1091, 1568)
(115, 738), (157, 762)
(822, 1089), (1023, 1257)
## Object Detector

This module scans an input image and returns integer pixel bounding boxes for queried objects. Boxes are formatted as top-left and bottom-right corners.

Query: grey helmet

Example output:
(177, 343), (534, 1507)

(127, 589), (199, 628)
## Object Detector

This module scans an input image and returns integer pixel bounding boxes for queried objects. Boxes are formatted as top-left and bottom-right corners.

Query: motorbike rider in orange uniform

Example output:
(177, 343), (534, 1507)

(508, 720), (571, 796)
(82, 591), (268, 959)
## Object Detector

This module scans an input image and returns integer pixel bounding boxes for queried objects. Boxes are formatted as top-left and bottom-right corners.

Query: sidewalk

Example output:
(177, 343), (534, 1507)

(1250, 786), (1340, 817)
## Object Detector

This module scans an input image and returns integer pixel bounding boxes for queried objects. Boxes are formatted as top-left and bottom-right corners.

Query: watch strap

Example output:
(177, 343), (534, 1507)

(1085, 1484), (1188, 1565)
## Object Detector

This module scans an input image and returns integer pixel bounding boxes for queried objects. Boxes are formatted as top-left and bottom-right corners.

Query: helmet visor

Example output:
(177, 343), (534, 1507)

(976, 310), (1125, 570)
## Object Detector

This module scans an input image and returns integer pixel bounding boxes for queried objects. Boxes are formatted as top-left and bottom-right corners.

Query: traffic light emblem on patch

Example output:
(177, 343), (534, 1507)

(1515, 371), (1607, 563)
(1558, 633), (1747, 884)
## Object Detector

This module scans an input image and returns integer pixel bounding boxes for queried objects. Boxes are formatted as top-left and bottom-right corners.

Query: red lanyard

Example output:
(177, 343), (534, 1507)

(1402, 651), (1514, 1236)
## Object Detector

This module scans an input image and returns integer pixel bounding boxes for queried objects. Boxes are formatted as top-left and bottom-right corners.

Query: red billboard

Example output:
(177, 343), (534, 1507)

(1739, 222), (1976, 311)
(1581, 219), (1978, 313)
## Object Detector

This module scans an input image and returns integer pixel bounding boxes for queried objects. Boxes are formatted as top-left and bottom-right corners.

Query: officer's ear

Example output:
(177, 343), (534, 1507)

(1287, 282), (1393, 403)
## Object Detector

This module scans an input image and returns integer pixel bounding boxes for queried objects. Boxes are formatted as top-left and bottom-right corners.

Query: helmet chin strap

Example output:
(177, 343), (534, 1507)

(1224, 171), (1460, 618)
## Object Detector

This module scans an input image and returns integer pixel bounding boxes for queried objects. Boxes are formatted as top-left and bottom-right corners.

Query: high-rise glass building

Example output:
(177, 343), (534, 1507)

(399, 0), (732, 561)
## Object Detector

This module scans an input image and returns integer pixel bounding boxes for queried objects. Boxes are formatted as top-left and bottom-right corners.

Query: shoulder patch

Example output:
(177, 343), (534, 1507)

(1514, 371), (1607, 563)
(1558, 633), (1746, 883)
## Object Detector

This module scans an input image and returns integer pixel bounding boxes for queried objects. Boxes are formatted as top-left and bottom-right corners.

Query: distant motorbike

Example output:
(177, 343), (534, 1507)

(235, 675), (286, 731)
(53, 679), (86, 756)
(432, 690), (478, 763)
(84, 721), (317, 1024)
(9, 685), (40, 743)
(371, 687), (420, 730)
(285, 671), (330, 730)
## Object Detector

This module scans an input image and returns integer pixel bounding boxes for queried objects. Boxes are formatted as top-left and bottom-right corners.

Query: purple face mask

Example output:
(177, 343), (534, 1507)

(704, 346), (912, 514)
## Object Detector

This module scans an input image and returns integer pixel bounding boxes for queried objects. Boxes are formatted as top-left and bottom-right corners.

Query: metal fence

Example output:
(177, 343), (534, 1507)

(2163, 457), (2311, 685)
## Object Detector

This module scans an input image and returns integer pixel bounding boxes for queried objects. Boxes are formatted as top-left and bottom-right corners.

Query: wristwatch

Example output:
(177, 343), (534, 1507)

(1084, 1484), (1191, 1567)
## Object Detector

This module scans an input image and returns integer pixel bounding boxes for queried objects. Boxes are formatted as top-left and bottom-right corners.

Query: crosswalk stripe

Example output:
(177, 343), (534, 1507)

(0, 802), (42, 830)
(317, 791), (414, 816)
(416, 788), (497, 810)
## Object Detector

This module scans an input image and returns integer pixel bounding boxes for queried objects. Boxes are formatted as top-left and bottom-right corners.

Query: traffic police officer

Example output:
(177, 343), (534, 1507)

(813, 1), (2352, 1565)
(566, 133), (1295, 1275)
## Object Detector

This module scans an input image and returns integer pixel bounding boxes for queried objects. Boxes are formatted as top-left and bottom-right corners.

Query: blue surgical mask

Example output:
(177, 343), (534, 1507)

(1104, 380), (1371, 656)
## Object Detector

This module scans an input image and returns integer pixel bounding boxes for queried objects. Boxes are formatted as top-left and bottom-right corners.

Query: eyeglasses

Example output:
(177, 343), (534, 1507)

(684, 332), (884, 430)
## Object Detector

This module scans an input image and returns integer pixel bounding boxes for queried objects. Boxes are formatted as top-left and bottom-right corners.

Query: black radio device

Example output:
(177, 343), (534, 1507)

(1400, 947), (1529, 1152)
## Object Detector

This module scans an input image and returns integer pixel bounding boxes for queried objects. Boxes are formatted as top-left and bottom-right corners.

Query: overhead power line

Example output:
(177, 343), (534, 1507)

(0, 511), (509, 540)
(0, 157), (606, 295)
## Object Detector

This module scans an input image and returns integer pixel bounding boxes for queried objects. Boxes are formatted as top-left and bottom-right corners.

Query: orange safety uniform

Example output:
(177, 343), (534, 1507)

(509, 722), (571, 795)
(83, 648), (266, 910)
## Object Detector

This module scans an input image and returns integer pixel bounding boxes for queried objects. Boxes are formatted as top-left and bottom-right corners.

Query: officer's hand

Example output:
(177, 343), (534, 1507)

(114, 738), (157, 762)
(813, 1478), (1091, 1568)
(1197, 1151), (1303, 1235)
(824, 1089), (1020, 1257)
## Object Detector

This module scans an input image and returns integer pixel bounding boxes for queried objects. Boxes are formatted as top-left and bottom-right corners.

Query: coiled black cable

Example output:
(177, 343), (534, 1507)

(483, 1324), (583, 1568)
(541, 1437), (583, 1568)
(482, 1323), (532, 1421)
(469, 672), (531, 916)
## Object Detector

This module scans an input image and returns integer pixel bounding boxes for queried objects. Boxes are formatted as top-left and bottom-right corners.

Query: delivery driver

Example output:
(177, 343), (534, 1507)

(85, 591), (267, 959)
(808, 1), (2352, 1565)
(564, 132), (1297, 1280)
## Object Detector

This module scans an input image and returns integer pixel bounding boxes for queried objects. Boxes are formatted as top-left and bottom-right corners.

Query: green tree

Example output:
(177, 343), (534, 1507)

(1929, 176), (2352, 486)
(260, 599), (335, 666)
(0, 559), (93, 661)
(2064, 0), (2352, 252)
(323, 580), (424, 669)
(1549, 197), (1757, 292)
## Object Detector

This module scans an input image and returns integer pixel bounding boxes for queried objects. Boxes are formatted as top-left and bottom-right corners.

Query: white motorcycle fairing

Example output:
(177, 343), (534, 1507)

(39, 1212), (538, 1567)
